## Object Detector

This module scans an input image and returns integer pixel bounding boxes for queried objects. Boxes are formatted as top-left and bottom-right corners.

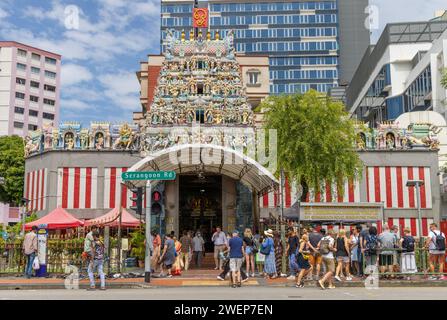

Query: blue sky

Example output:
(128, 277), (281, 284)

(0, 0), (445, 125)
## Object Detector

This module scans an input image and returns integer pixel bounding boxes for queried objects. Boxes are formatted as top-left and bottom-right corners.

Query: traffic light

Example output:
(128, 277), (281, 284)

(151, 190), (162, 215)
(130, 187), (144, 216)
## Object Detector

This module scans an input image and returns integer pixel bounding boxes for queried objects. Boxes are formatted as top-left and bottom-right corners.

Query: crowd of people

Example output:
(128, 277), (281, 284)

(20, 221), (447, 290)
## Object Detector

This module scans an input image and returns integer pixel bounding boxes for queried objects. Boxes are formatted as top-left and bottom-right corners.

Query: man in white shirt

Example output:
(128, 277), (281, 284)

(425, 223), (446, 280)
(22, 226), (38, 279)
(317, 229), (336, 289)
(211, 226), (228, 270)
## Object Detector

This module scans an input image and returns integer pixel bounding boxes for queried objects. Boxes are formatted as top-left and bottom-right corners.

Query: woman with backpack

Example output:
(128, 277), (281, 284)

(362, 226), (379, 273)
(399, 228), (417, 279)
(243, 228), (256, 277)
(261, 229), (277, 279)
(425, 223), (446, 280)
(335, 229), (352, 281)
(295, 234), (313, 288)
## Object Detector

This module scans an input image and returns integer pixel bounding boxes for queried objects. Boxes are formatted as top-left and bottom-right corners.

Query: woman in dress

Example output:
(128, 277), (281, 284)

(350, 226), (360, 276)
(159, 234), (176, 278)
(172, 236), (183, 276)
(261, 229), (277, 279)
(295, 234), (313, 288)
(273, 231), (283, 277)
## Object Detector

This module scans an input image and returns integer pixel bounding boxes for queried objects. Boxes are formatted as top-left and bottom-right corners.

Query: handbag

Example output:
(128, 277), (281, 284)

(32, 256), (40, 270)
(260, 240), (272, 255)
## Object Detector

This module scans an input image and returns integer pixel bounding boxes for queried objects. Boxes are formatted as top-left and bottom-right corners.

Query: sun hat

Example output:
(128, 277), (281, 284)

(264, 229), (274, 237)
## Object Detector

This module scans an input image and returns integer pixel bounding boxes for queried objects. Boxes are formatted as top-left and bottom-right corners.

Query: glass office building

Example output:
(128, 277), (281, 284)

(161, 0), (369, 95)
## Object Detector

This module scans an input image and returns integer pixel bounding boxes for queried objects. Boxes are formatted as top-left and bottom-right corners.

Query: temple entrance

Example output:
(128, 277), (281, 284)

(179, 175), (222, 252)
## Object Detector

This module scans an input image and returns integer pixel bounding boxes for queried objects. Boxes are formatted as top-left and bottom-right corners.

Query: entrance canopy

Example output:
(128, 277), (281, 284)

(85, 207), (141, 228)
(25, 207), (84, 231)
(125, 144), (278, 195)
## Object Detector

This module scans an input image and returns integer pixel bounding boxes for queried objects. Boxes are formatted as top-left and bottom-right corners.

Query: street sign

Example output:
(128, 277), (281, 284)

(121, 171), (176, 181)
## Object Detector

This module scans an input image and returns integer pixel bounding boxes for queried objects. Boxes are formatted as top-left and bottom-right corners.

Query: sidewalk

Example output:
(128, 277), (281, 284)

(1, 269), (447, 290)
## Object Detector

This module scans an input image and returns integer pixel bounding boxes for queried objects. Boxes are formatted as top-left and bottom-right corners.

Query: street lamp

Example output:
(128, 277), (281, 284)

(406, 180), (424, 238)
(20, 197), (30, 237)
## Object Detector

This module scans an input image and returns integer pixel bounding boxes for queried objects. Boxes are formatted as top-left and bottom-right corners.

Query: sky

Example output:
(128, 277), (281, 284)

(0, 0), (446, 125)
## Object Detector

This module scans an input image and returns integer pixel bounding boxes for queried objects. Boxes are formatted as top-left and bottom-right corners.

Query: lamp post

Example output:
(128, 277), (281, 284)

(20, 197), (29, 237)
(406, 180), (424, 237)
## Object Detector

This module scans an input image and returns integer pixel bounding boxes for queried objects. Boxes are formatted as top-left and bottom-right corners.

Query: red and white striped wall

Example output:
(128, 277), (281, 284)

(24, 169), (47, 212)
(319, 218), (433, 237)
(104, 167), (139, 209)
(366, 166), (432, 209)
(56, 167), (98, 209)
(259, 178), (361, 208)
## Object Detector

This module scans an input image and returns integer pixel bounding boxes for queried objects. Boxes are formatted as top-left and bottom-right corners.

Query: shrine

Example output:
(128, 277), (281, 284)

(23, 19), (443, 242)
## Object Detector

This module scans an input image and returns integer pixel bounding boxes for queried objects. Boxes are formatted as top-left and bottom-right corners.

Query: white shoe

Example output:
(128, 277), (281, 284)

(287, 275), (295, 280)
(334, 276), (342, 282)
(217, 275), (225, 281)
(346, 277), (352, 281)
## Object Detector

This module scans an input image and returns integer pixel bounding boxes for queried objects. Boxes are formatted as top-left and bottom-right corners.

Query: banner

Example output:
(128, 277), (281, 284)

(193, 8), (208, 28)
(299, 202), (383, 221)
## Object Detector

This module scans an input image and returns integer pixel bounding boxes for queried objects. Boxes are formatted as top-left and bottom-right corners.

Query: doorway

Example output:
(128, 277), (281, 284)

(179, 175), (222, 252)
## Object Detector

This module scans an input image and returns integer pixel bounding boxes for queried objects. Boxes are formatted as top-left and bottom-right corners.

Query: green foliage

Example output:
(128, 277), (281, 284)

(6, 212), (38, 239)
(442, 68), (447, 89)
(262, 90), (363, 200)
(0, 135), (25, 206)
(129, 230), (145, 261)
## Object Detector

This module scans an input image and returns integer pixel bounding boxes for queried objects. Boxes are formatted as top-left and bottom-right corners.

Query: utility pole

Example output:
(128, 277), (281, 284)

(279, 169), (286, 275)
(145, 180), (152, 283)
(116, 183), (123, 273)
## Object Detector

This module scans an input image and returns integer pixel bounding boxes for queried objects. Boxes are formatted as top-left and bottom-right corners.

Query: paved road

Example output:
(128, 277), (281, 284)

(1, 286), (447, 300)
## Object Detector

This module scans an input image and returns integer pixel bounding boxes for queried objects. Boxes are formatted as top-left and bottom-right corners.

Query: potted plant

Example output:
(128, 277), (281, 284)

(129, 230), (145, 268)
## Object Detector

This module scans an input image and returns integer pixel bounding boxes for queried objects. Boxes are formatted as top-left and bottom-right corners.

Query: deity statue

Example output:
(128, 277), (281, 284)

(386, 133), (395, 149)
(95, 132), (105, 150)
(64, 133), (75, 150)
(80, 130), (89, 150)
(113, 124), (134, 150)
(24, 136), (39, 157)
(205, 108), (214, 123)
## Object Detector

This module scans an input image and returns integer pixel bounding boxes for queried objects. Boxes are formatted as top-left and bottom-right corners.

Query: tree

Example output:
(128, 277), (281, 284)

(0, 135), (25, 206)
(262, 90), (363, 201)
(442, 68), (447, 89)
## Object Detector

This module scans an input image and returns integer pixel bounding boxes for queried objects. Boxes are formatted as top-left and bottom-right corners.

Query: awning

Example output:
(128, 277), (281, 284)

(85, 207), (141, 228)
(125, 144), (279, 195)
(25, 207), (84, 230)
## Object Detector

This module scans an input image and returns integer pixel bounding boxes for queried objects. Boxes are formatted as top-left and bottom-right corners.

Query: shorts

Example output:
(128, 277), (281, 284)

(322, 257), (335, 273)
(379, 254), (393, 266)
(309, 253), (322, 266)
(429, 252), (446, 264)
(336, 256), (350, 264)
(245, 246), (253, 255)
(230, 258), (243, 272)
(164, 264), (173, 269)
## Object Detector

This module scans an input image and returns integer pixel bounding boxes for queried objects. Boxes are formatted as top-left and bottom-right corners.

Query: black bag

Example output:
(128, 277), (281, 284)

(433, 231), (446, 251)
(402, 235), (415, 253)
(365, 234), (378, 255)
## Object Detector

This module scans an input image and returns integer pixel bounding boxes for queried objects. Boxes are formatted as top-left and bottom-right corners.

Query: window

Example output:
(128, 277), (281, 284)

(14, 106), (24, 114)
(28, 124), (38, 131)
(32, 53), (41, 61)
(29, 109), (38, 117)
(16, 78), (26, 85)
(30, 95), (39, 103)
(44, 84), (56, 92)
(247, 70), (261, 86)
(45, 57), (57, 65)
(43, 112), (54, 120)
(44, 98), (55, 106)
(17, 49), (27, 57)
(15, 92), (25, 100)
(16, 63), (26, 71)
(30, 81), (40, 89)
(45, 70), (56, 79)
(31, 67), (40, 74)
(14, 122), (24, 129)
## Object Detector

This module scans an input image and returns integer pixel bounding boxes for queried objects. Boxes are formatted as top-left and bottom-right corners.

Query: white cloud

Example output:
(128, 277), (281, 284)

(0, 7), (9, 18)
(60, 99), (91, 111)
(61, 64), (93, 87)
(99, 71), (140, 111)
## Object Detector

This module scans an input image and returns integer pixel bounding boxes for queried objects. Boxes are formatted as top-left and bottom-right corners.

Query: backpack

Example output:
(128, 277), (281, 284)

(365, 234), (378, 255)
(319, 238), (331, 255)
(402, 235), (415, 253)
(432, 231), (446, 251)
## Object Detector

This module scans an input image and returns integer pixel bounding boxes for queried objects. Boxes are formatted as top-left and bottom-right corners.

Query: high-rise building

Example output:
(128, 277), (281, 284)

(0, 41), (61, 137)
(160, 0), (370, 95)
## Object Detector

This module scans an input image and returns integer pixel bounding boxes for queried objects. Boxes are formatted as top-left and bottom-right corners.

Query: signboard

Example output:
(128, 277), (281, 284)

(121, 171), (176, 181)
(299, 203), (383, 222)
(193, 8), (208, 28)
(36, 224), (48, 277)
